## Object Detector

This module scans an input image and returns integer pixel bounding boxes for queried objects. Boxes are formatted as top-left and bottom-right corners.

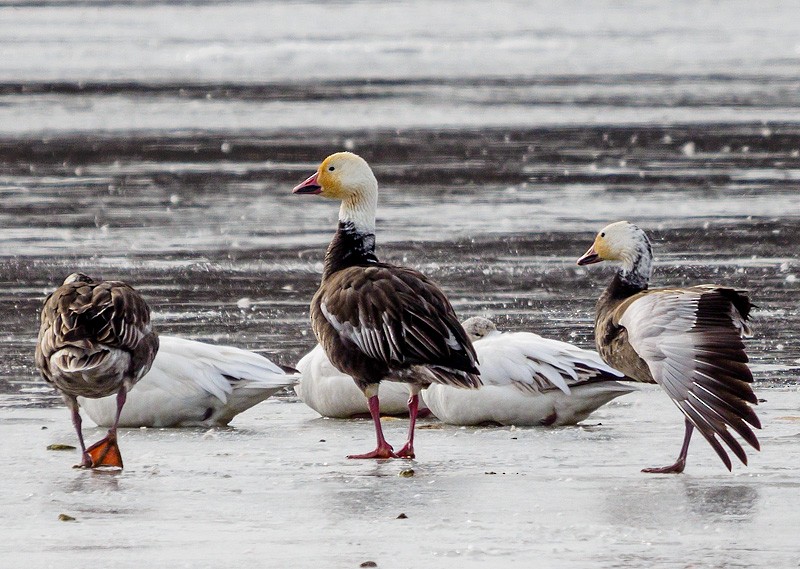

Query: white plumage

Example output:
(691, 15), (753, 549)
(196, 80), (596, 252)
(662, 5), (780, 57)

(422, 317), (635, 426)
(294, 344), (420, 418)
(79, 336), (299, 428)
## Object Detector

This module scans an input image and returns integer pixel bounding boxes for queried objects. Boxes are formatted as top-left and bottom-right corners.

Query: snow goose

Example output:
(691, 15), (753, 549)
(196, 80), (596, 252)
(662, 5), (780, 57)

(79, 336), (300, 428)
(577, 221), (760, 473)
(295, 344), (424, 418)
(293, 152), (480, 459)
(423, 317), (634, 426)
(35, 273), (159, 469)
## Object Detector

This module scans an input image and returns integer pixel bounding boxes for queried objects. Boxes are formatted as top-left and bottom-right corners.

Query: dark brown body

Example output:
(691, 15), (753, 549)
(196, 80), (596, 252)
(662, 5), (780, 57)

(310, 221), (479, 392)
(312, 259), (480, 392)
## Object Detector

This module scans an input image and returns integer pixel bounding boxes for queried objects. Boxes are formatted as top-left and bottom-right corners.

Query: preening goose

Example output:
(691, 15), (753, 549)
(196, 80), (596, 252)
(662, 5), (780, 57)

(79, 336), (299, 428)
(35, 273), (159, 469)
(423, 317), (634, 426)
(577, 221), (760, 473)
(295, 344), (426, 418)
(293, 152), (480, 459)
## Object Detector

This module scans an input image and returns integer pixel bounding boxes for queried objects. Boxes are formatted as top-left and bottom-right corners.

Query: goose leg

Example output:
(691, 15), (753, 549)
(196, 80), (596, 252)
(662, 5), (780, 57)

(86, 387), (126, 469)
(396, 386), (422, 459)
(642, 419), (693, 474)
(348, 386), (398, 459)
(66, 396), (92, 468)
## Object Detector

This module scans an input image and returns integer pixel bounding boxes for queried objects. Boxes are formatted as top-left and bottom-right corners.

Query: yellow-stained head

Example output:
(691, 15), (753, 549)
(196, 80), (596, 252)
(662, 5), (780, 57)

(292, 151), (377, 201)
(577, 220), (648, 266)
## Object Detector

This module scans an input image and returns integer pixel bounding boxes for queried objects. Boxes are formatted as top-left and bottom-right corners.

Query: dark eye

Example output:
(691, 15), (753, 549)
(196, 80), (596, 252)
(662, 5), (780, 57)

(600, 232), (605, 237)
(328, 166), (335, 171)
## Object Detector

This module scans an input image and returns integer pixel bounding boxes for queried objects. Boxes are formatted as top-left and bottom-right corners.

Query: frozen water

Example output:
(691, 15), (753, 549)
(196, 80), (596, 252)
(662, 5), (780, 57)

(1, 387), (799, 568)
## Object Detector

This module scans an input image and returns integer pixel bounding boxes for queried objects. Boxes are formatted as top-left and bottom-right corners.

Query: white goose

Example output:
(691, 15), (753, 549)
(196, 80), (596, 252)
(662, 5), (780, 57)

(422, 317), (635, 426)
(79, 336), (300, 428)
(295, 344), (426, 418)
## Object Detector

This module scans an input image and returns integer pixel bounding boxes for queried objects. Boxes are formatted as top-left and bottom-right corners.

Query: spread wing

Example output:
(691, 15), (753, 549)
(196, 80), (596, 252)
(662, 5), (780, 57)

(475, 331), (625, 394)
(315, 264), (479, 387)
(617, 286), (759, 469)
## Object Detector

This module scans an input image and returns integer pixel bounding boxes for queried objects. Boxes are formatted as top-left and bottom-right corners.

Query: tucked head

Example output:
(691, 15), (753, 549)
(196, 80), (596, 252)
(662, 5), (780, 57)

(577, 221), (653, 285)
(461, 316), (498, 341)
(292, 152), (378, 201)
(62, 272), (96, 286)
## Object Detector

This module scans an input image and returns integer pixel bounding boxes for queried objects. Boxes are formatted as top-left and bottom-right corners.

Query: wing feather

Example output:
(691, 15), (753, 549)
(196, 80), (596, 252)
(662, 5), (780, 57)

(315, 264), (479, 387)
(473, 330), (625, 394)
(619, 287), (759, 468)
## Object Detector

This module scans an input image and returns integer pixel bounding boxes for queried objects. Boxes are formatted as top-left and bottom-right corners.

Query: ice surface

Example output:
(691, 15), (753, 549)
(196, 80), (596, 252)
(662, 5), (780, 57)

(1, 387), (798, 568)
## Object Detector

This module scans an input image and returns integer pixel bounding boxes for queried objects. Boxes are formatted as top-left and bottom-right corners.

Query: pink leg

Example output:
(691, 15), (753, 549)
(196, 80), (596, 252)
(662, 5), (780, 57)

(347, 395), (399, 459)
(396, 393), (420, 459)
(66, 396), (92, 468)
(642, 419), (693, 474)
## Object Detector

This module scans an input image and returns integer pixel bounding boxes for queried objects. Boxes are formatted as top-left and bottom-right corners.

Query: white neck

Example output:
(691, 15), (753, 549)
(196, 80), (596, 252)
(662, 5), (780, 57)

(618, 239), (653, 288)
(338, 185), (377, 234)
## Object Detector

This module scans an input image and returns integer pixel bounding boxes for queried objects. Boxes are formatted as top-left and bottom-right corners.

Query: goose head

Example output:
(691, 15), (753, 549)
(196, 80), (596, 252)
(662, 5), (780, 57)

(63, 272), (96, 286)
(461, 316), (498, 342)
(577, 221), (653, 284)
(293, 152), (378, 232)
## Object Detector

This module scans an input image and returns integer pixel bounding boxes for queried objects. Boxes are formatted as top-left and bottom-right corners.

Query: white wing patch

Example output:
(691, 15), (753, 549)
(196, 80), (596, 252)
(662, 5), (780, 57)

(474, 330), (623, 394)
(617, 290), (754, 440)
(153, 336), (299, 403)
(619, 292), (701, 369)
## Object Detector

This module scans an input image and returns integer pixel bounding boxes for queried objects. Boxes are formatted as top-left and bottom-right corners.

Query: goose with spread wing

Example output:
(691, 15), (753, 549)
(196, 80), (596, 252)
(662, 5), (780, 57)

(292, 152), (480, 459)
(577, 221), (760, 473)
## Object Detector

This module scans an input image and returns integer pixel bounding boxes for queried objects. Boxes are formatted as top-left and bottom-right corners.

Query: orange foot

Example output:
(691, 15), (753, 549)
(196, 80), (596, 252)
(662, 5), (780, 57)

(86, 434), (124, 469)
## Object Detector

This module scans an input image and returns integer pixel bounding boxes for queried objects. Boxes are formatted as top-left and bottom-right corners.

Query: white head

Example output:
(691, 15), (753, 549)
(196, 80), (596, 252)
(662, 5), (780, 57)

(63, 272), (96, 286)
(577, 221), (653, 286)
(461, 316), (498, 341)
(292, 152), (378, 233)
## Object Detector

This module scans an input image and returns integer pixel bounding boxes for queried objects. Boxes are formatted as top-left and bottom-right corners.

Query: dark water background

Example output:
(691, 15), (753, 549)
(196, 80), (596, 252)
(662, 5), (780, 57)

(1, 0), (799, 405)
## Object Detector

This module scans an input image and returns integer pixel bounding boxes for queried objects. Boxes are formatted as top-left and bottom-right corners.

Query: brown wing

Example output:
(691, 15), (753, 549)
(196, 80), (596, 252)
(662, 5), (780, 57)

(36, 277), (159, 384)
(617, 286), (759, 470)
(313, 263), (479, 387)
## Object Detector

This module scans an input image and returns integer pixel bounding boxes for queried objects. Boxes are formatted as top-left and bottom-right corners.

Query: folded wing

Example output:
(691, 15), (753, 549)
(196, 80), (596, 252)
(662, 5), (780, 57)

(474, 331), (625, 394)
(316, 264), (480, 387)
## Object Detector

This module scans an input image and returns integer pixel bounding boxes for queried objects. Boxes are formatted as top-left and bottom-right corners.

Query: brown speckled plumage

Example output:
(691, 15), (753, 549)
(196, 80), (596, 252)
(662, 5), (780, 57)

(312, 257), (480, 392)
(36, 273), (159, 398)
(35, 273), (159, 468)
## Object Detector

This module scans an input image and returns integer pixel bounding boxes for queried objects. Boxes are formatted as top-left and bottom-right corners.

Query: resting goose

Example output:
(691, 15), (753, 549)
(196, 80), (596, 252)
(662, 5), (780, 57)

(293, 152), (480, 459)
(295, 344), (426, 418)
(35, 273), (159, 469)
(577, 221), (760, 473)
(79, 336), (300, 428)
(423, 317), (635, 426)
